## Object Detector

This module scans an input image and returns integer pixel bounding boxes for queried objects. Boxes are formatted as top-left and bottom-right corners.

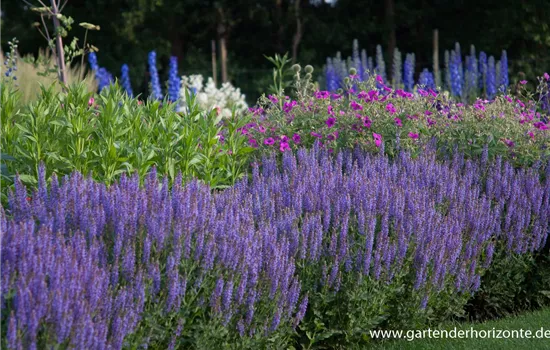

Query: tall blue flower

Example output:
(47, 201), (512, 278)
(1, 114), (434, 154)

(403, 53), (415, 92)
(167, 56), (180, 102)
(465, 45), (478, 99)
(486, 56), (497, 99)
(478, 51), (487, 91)
(325, 58), (340, 92)
(88, 52), (113, 92)
(88, 52), (99, 72)
(418, 69), (435, 90)
(97, 68), (113, 92)
(498, 50), (509, 93)
(450, 49), (463, 98)
(148, 51), (162, 100)
(120, 64), (133, 97)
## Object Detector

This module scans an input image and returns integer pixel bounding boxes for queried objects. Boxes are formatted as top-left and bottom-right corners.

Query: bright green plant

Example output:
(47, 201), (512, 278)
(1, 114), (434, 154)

(0, 82), (255, 200)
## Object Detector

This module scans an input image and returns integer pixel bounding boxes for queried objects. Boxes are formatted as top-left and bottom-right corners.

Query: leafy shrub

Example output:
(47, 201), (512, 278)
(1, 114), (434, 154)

(2, 146), (548, 349)
(0, 82), (255, 201)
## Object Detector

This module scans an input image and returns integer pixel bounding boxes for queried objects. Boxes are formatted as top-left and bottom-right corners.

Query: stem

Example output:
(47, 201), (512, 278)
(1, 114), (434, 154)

(80, 29), (89, 78)
(50, 0), (68, 85)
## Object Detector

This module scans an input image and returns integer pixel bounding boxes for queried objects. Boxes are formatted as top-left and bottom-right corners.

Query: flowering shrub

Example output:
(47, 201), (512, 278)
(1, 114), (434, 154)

(2, 146), (549, 349)
(178, 74), (248, 118)
(246, 72), (550, 167)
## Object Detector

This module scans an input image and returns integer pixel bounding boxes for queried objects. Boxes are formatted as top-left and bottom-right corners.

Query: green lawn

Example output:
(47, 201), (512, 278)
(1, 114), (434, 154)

(367, 308), (550, 350)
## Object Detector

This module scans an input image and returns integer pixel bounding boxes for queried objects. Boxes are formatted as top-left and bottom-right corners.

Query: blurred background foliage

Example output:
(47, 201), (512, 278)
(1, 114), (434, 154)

(1, 0), (549, 103)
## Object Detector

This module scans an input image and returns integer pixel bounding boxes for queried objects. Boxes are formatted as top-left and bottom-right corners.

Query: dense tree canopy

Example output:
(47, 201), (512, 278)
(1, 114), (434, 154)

(2, 0), (549, 101)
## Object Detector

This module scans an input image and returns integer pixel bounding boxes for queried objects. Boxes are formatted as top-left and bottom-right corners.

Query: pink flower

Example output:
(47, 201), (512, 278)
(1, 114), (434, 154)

(258, 125), (267, 133)
(248, 139), (259, 148)
(520, 80), (527, 85)
(350, 100), (363, 111)
(534, 121), (549, 130)
(544, 72), (550, 81)
(372, 132), (382, 148)
(88, 97), (95, 106)
(280, 135), (289, 142)
(264, 137), (275, 145)
(386, 103), (396, 115)
(528, 131), (535, 140)
(311, 132), (323, 138)
(503, 139), (515, 147)
(363, 116), (372, 128)
(326, 117), (336, 128)
(268, 95), (278, 104)
(292, 133), (301, 143)
(315, 91), (330, 99)
(283, 100), (297, 113)
(279, 141), (290, 152)
(424, 110), (433, 116)
(327, 105), (335, 115)
(327, 131), (339, 141)
(408, 132), (419, 139)
(427, 118), (436, 127)
(394, 117), (402, 127)
(376, 75), (384, 84)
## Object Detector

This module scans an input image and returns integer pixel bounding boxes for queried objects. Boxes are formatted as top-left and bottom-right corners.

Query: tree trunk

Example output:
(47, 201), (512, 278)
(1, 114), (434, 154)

(211, 40), (218, 86)
(291, 0), (302, 64)
(217, 7), (229, 83)
(433, 29), (440, 87)
(220, 37), (228, 83)
(385, 0), (396, 80)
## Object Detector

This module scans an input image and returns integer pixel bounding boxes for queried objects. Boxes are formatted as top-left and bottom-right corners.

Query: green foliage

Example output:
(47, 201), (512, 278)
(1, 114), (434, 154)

(465, 248), (550, 322)
(0, 82), (253, 200)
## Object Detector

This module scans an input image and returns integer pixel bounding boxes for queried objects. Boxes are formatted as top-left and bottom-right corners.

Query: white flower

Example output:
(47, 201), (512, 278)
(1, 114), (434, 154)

(179, 74), (247, 118)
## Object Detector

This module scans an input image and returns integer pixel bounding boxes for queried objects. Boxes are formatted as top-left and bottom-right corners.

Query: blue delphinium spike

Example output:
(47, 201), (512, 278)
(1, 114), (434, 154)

(418, 69), (435, 90)
(148, 51), (162, 100)
(121, 64), (133, 97)
(325, 58), (339, 92)
(403, 53), (415, 92)
(168, 56), (180, 102)
(465, 45), (478, 99)
(499, 50), (508, 93)
(478, 51), (487, 91)
(88, 52), (99, 72)
(486, 56), (497, 99)
(450, 50), (463, 99)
